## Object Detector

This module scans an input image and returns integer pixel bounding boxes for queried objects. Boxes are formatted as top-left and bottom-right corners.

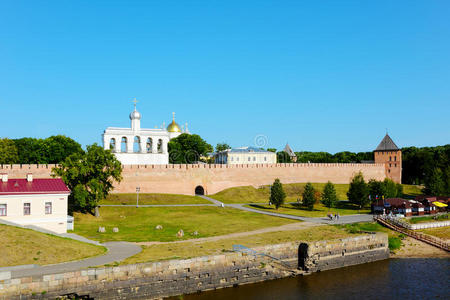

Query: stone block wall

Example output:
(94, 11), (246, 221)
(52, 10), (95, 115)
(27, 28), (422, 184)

(0, 163), (386, 195)
(299, 233), (389, 272)
(0, 235), (388, 299)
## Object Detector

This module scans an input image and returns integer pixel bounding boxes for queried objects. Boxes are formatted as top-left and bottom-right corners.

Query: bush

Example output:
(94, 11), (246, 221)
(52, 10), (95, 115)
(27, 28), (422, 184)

(388, 237), (402, 251)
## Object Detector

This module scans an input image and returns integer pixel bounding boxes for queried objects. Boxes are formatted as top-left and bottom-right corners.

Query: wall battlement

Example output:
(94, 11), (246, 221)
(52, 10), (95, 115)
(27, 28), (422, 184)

(1, 163), (386, 195)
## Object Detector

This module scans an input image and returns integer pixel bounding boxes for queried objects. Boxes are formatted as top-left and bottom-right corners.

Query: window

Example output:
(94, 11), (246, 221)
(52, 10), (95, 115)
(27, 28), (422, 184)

(389, 156), (392, 161)
(231, 157), (234, 161)
(389, 163), (392, 167)
(0, 204), (6, 216)
(394, 163), (397, 168)
(253, 157), (256, 161)
(394, 156), (397, 161)
(237, 157), (239, 161)
(248, 157), (250, 161)
(23, 203), (31, 215)
(264, 156), (267, 161)
(45, 202), (52, 214)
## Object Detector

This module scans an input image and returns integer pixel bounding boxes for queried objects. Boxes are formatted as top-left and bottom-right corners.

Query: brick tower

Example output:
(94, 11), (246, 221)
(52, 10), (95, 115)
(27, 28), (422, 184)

(374, 134), (402, 183)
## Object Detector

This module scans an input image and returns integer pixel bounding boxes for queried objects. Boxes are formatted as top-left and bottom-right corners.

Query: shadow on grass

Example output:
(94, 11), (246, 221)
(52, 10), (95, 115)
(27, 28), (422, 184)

(249, 204), (275, 210)
(290, 203), (321, 212)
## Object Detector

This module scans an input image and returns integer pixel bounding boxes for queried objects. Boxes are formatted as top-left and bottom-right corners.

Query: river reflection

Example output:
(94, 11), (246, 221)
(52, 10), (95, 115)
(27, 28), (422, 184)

(177, 258), (449, 300)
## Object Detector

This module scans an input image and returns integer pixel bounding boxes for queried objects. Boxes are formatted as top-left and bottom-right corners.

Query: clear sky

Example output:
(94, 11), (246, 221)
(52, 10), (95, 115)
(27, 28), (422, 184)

(1, 0), (449, 153)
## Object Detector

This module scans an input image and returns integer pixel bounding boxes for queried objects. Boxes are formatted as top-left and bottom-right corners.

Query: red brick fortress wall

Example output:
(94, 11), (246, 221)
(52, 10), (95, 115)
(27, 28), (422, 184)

(1, 163), (387, 195)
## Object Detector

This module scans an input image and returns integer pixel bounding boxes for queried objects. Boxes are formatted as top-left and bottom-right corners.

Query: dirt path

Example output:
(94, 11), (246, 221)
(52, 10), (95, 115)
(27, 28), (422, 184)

(391, 237), (450, 258)
(137, 221), (320, 246)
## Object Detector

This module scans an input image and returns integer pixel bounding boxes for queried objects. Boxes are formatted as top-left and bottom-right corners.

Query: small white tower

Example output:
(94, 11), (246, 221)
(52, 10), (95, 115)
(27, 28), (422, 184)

(130, 98), (141, 131)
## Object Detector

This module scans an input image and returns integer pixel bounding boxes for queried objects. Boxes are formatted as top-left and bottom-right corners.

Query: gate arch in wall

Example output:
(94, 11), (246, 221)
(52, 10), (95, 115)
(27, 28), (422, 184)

(195, 185), (205, 195)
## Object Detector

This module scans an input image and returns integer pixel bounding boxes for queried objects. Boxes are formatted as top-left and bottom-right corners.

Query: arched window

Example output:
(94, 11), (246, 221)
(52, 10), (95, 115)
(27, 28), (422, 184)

(389, 156), (392, 161)
(110, 138), (116, 152)
(394, 156), (397, 161)
(157, 139), (163, 153)
(133, 136), (141, 153)
(121, 137), (127, 153)
(146, 138), (153, 153)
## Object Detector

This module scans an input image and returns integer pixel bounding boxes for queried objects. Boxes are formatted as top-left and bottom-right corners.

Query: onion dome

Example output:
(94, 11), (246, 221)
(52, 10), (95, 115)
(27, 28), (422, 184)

(129, 100), (141, 120)
(167, 112), (181, 132)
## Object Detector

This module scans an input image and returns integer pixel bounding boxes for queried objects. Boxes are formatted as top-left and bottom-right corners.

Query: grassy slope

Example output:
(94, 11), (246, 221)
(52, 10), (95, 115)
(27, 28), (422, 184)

(213, 183), (423, 204)
(74, 206), (296, 243)
(406, 213), (449, 224)
(122, 225), (354, 264)
(246, 202), (370, 218)
(100, 193), (210, 205)
(0, 224), (106, 267)
(418, 227), (450, 240)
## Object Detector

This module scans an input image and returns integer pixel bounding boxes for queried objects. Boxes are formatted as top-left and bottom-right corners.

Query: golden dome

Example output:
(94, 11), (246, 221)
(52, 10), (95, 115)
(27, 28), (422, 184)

(167, 112), (182, 133)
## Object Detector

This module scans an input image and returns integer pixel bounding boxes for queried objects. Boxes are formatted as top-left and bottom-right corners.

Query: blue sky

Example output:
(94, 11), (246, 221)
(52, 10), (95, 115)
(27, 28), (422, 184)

(1, 0), (449, 153)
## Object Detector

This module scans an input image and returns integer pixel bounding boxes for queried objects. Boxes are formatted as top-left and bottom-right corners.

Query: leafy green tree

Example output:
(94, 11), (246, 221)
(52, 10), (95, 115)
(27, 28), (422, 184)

(215, 143), (230, 152)
(52, 144), (122, 214)
(368, 179), (385, 201)
(45, 135), (84, 163)
(423, 168), (445, 196)
(168, 134), (213, 164)
(13, 137), (48, 164)
(396, 183), (403, 198)
(267, 148), (277, 153)
(0, 138), (19, 164)
(270, 178), (286, 209)
(276, 151), (291, 163)
(302, 182), (316, 210)
(321, 181), (338, 210)
(383, 178), (399, 198)
(347, 172), (369, 209)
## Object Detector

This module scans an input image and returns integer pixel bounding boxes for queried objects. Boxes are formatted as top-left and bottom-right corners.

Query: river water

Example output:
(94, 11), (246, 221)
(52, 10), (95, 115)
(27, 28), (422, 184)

(178, 258), (449, 300)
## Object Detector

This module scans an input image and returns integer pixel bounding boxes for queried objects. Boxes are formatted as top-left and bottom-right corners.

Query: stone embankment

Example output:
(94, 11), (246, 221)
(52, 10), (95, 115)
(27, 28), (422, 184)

(0, 233), (388, 299)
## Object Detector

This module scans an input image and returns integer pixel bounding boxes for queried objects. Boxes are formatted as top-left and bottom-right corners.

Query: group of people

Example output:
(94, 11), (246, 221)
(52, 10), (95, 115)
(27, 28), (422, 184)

(327, 212), (340, 221)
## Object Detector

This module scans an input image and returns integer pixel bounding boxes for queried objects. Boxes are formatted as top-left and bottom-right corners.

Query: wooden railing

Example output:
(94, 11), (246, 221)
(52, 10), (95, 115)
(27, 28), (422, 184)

(374, 215), (449, 252)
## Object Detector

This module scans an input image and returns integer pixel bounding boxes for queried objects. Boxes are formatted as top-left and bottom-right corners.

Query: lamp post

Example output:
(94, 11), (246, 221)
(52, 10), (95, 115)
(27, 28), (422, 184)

(136, 187), (140, 207)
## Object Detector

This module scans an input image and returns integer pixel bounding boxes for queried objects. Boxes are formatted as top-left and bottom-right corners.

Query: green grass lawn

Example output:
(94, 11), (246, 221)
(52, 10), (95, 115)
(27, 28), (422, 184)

(213, 183), (422, 204)
(0, 224), (106, 267)
(100, 193), (210, 205)
(121, 225), (354, 264)
(245, 201), (370, 218)
(73, 206), (297, 243)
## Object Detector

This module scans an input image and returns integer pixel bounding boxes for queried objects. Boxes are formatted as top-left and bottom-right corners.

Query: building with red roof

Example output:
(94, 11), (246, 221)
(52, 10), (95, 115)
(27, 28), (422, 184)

(0, 174), (70, 233)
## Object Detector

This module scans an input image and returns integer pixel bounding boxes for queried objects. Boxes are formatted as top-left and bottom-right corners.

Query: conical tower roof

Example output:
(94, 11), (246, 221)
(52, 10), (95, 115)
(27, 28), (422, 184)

(375, 134), (399, 151)
(284, 143), (296, 157)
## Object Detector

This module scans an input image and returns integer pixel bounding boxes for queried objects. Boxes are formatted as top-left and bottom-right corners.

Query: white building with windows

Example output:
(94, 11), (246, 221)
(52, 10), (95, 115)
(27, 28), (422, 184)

(102, 103), (189, 165)
(0, 174), (70, 234)
(214, 147), (277, 164)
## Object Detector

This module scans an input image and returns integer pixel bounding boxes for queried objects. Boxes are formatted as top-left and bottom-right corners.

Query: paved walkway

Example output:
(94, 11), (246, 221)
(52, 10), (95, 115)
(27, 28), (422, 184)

(9, 241), (142, 278)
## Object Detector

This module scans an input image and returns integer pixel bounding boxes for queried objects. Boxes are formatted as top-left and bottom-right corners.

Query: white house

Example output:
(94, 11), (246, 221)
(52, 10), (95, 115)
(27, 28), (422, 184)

(102, 102), (190, 165)
(0, 174), (70, 234)
(214, 147), (277, 164)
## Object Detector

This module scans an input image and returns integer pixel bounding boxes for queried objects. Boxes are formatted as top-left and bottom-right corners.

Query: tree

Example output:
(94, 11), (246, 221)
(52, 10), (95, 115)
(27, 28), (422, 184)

(347, 172), (369, 209)
(45, 135), (84, 163)
(52, 144), (122, 214)
(0, 138), (19, 164)
(267, 148), (277, 153)
(215, 143), (230, 152)
(13, 137), (48, 164)
(270, 178), (286, 209)
(168, 134), (213, 164)
(368, 179), (385, 201)
(424, 168), (445, 196)
(321, 181), (338, 210)
(276, 151), (291, 163)
(383, 178), (398, 198)
(302, 182), (316, 210)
